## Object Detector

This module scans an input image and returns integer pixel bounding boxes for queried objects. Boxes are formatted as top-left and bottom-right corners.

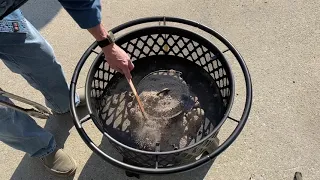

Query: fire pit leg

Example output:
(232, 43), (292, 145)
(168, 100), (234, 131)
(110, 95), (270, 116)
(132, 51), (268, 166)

(125, 171), (140, 179)
(123, 158), (140, 179)
(294, 172), (302, 180)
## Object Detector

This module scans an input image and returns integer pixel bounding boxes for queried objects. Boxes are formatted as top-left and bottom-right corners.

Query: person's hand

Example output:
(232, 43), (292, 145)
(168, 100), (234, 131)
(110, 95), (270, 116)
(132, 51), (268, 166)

(102, 44), (134, 79)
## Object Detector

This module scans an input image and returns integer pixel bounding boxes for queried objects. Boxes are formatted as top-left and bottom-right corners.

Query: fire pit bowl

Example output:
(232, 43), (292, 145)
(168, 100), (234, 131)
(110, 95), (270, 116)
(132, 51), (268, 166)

(70, 17), (252, 176)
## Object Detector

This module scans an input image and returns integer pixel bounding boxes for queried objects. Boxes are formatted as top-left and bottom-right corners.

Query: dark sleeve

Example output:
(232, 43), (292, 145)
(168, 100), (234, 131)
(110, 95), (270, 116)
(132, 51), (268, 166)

(58, 0), (101, 29)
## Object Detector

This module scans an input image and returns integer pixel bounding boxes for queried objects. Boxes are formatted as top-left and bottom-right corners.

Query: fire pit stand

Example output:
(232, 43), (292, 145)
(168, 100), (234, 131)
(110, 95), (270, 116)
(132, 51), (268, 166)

(70, 17), (252, 177)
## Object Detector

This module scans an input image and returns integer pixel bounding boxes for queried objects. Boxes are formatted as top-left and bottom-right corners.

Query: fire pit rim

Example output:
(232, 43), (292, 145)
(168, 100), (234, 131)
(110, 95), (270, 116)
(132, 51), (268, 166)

(69, 16), (252, 174)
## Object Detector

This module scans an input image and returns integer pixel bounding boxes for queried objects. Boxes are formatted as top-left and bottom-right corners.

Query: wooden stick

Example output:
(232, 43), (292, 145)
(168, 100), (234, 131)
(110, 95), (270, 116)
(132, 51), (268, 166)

(127, 78), (147, 118)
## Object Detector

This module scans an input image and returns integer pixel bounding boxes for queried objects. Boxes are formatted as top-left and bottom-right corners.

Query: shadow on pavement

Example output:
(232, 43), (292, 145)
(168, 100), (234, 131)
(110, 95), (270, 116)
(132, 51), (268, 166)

(20, 0), (61, 30)
(77, 137), (214, 180)
(10, 108), (83, 180)
(10, 105), (214, 179)
(10, 155), (75, 180)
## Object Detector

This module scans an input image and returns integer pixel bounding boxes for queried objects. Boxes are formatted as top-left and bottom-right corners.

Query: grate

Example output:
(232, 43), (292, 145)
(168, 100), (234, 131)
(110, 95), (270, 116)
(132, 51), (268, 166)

(88, 26), (233, 167)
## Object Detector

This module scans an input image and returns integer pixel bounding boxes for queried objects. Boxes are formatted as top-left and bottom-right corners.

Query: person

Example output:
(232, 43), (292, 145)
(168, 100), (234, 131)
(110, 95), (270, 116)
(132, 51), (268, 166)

(0, 0), (134, 177)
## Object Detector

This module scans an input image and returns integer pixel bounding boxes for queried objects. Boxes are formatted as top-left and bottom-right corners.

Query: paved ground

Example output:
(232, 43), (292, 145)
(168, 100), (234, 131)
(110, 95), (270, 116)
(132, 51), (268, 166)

(1, 0), (320, 179)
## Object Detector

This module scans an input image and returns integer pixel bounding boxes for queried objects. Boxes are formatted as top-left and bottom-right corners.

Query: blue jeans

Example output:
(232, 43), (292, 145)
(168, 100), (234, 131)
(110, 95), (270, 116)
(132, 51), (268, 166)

(0, 10), (78, 158)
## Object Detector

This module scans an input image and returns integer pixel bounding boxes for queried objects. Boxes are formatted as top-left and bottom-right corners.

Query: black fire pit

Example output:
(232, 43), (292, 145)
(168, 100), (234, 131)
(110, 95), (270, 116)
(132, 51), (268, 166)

(70, 17), (252, 176)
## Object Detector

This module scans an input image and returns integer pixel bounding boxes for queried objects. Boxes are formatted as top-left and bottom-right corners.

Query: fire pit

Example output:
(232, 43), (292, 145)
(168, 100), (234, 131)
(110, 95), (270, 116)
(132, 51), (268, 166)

(70, 17), (252, 176)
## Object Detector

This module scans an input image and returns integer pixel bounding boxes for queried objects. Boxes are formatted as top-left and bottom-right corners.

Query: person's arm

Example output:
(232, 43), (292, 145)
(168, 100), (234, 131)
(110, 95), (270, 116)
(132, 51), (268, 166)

(58, 0), (134, 79)
(87, 23), (134, 79)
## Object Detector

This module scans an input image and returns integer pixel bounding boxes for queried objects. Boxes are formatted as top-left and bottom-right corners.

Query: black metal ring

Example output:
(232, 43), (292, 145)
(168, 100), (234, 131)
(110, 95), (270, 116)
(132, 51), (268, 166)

(70, 16), (252, 174)
(85, 25), (236, 156)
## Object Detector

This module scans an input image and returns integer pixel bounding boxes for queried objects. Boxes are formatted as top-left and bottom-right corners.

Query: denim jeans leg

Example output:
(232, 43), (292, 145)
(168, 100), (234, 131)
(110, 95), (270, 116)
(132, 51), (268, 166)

(0, 9), (79, 114)
(0, 95), (56, 158)
(0, 9), (75, 157)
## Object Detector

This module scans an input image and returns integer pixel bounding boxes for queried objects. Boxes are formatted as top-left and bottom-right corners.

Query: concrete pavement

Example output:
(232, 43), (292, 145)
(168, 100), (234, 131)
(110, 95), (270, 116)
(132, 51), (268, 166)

(0, 0), (319, 179)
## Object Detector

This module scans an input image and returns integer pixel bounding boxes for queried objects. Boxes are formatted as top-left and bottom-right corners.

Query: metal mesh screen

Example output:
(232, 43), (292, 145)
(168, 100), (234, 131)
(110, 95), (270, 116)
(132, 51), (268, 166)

(87, 26), (233, 167)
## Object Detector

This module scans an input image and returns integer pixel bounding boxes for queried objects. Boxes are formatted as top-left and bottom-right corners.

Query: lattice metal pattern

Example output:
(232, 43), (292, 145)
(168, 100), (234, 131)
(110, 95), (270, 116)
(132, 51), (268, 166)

(88, 27), (233, 168)
(120, 33), (231, 105)
(90, 60), (115, 99)
(90, 32), (231, 102)
(111, 132), (219, 168)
